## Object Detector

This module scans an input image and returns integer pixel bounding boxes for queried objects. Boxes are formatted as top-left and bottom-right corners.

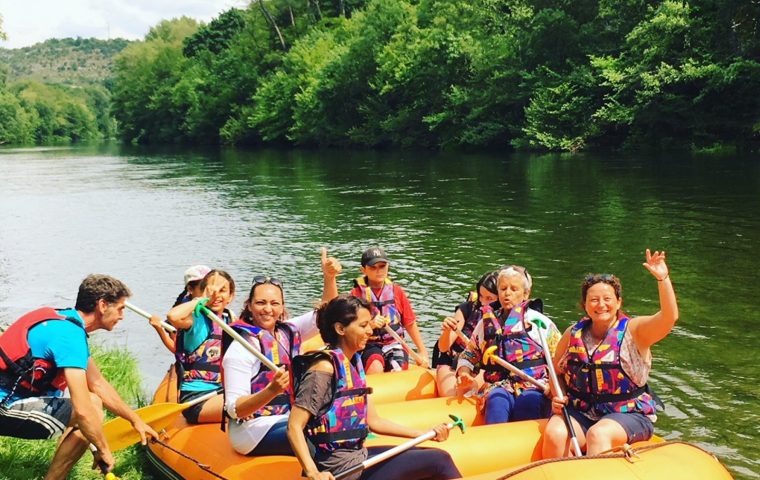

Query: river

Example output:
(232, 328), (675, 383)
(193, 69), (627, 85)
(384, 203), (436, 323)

(0, 144), (757, 478)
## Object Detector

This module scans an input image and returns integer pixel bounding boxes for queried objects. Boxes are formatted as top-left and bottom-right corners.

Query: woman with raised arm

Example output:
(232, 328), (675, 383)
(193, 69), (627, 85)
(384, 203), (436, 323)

(287, 295), (461, 480)
(542, 249), (678, 457)
(221, 248), (341, 456)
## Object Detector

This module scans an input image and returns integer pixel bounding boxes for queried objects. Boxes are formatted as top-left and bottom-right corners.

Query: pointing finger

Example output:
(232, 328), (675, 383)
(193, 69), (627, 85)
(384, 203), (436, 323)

(321, 247), (327, 264)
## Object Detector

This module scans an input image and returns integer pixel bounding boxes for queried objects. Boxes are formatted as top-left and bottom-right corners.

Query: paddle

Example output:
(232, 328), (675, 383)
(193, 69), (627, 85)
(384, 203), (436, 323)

(87, 444), (120, 479)
(482, 345), (547, 390)
(197, 302), (279, 372)
(125, 301), (176, 333)
(381, 323), (427, 367)
(532, 318), (583, 457)
(334, 414), (466, 480)
(102, 390), (218, 452)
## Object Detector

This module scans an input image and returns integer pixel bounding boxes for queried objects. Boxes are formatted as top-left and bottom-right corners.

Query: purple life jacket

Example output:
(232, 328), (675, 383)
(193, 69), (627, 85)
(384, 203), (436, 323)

(230, 321), (301, 417)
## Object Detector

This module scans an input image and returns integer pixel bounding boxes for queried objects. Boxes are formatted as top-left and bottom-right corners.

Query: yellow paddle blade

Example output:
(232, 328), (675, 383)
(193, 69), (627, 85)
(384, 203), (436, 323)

(103, 402), (187, 452)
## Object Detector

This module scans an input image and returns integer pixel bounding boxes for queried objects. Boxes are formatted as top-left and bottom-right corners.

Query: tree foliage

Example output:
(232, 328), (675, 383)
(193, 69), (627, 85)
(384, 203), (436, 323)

(106, 0), (760, 151)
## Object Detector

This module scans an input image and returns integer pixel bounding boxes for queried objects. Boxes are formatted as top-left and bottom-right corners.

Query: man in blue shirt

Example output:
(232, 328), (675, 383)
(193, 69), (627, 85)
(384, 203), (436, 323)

(0, 274), (158, 479)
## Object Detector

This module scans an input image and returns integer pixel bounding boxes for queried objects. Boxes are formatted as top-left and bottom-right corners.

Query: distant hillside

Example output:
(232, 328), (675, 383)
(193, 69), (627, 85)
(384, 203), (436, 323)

(0, 37), (133, 86)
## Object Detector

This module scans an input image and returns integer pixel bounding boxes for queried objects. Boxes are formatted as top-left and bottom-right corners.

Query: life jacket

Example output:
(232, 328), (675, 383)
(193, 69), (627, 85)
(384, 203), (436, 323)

(175, 309), (232, 386)
(295, 348), (371, 453)
(0, 308), (83, 401)
(451, 292), (486, 355)
(353, 276), (402, 345)
(223, 321), (301, 418)
(480, 301), (548, 393)
(564, 316), (657, 416)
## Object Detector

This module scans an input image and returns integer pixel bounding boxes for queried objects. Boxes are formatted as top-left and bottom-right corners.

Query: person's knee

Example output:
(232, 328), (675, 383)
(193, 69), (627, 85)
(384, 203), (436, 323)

(585, 422), (620, 453)
(541, 416), (570, 457)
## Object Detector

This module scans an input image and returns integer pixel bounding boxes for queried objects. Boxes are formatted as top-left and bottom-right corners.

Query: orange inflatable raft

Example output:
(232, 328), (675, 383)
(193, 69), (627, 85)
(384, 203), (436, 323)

(144, 366), (734, 479)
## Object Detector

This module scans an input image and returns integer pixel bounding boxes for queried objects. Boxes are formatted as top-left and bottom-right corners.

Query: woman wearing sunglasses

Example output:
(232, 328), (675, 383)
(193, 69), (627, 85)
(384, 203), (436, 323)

(456, 264), (560, 424)
(221, 248), (342, 456)
(542, 249), (677, 458)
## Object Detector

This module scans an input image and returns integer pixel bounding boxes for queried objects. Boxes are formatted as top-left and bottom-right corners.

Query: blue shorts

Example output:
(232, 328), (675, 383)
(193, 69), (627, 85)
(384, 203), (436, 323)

(566, 406), (654, 444)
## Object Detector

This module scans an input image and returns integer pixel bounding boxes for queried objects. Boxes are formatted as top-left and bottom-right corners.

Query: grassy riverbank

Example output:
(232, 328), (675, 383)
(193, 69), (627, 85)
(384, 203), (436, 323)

(0, 345), (154, 480)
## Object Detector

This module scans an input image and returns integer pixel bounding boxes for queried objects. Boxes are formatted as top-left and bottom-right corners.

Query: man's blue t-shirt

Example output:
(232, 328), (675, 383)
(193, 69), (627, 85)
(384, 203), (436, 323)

(0, 308), (89, 403)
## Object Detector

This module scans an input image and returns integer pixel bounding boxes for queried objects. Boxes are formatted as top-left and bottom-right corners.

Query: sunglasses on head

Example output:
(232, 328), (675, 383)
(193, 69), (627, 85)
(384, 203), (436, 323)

(584, 273), (616, 283)
(252, 275), (283, 288)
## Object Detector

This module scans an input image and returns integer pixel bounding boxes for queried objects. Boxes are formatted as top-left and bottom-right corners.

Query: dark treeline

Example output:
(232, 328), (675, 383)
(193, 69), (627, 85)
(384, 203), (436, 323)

(110, 0), (760, 152)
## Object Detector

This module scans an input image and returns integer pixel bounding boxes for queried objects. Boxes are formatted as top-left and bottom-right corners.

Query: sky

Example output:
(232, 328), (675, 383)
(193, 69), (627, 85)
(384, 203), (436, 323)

(0, 0), (247, 49)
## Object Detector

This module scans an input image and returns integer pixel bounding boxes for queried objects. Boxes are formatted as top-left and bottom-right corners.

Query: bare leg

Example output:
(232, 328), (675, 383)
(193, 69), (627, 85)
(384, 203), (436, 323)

(585, 419), (628, 456)
(365, 359), (385, 374)
(194, 393), (224, 424)
(541, 414), (587, 458)
(436, 365), (457, 397)
(45, 393), (103, 480)
(45, 427), (90, 480)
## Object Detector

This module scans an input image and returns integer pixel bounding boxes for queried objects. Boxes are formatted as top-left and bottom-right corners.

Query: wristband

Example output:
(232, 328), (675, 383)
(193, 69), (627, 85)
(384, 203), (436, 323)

(657, 274), (669, 282)
(194, 297), (209, 315)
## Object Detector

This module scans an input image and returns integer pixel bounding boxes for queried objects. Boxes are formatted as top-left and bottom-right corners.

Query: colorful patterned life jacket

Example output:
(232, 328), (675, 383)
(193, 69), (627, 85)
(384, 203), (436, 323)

(480, 301), (547, 392)
(0, 308), (82, 401)
(564, 316), (656, 416)
(176, 309), (232, 385)
(353, 276), (402, 345)
(303, 348), (371, 453)
(452, 292), (485, 355)
(227, 321), (301, 417)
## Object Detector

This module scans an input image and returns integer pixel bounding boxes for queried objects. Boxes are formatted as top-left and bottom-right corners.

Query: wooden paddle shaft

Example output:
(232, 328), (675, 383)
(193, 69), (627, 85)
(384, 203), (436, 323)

(484, 348), (547, 390)
(124, 301), (177, 333)
(534, 322), (583, 457)
(335, 422), (453, 480)
(201, 305), (280, 372)
(383, 324), (425, 365)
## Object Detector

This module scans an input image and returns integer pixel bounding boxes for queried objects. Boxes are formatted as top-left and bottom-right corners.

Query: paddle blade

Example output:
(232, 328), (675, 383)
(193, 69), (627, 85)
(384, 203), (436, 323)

(103, 402), (185, 451)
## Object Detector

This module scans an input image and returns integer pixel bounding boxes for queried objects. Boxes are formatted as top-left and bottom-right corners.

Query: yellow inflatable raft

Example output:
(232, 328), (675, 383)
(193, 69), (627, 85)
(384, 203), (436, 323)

(145, 366), (734, 480)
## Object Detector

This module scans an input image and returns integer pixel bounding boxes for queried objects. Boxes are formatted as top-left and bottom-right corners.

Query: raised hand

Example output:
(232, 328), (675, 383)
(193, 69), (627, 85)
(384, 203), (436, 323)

(642, 248), (669, 281)
(321, 247), (343, 278)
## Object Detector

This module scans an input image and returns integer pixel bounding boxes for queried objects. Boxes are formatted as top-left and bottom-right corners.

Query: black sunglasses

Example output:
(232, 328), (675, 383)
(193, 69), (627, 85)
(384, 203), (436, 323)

(252, 275), (283, 288)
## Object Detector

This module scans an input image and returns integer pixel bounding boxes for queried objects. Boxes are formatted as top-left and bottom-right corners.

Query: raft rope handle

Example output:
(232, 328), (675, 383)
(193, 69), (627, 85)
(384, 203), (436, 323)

(150, 436), (230, 480)
(493, 441), (707, 479)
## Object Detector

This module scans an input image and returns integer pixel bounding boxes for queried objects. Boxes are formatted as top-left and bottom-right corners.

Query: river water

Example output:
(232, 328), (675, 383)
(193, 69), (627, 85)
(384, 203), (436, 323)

(0, 145), (757, 477)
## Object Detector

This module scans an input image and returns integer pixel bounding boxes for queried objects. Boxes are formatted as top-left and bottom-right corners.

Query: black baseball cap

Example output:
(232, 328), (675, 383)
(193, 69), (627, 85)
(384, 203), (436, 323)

(361, 246), (389, 266)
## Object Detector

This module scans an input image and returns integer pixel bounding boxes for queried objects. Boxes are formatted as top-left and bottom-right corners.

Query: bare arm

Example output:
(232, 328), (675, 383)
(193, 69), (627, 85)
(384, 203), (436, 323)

(64, 368), (110, 454)
(234, 368), (289, 418)
(287, 359), (335, 480)
(150, 315), (176, 352)
(437, 310), (465, 353)
(630, 249), (679, 350)
(320, 247), (342, 303)
(166, 297), (202, 330)
(86, 358), (158, 445)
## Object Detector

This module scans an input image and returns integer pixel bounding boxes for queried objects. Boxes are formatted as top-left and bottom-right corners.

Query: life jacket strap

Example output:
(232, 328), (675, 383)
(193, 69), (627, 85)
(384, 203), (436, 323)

(568, 385), (647, 404)
(309, 427), (369, 444)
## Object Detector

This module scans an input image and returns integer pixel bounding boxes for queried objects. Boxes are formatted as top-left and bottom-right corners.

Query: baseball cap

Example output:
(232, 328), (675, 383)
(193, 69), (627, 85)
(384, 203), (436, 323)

(184, 265), (211, 285)
(361, 247), (389, 266)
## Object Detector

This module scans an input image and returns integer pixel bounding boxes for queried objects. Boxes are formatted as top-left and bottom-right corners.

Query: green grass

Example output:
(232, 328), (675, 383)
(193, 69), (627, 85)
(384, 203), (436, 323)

(0, 345), (158, 480)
